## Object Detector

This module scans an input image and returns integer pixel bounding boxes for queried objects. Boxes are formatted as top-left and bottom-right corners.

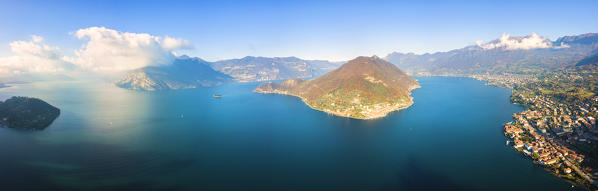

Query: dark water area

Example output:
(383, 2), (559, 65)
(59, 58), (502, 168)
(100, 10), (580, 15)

(0, 77), (581, 190)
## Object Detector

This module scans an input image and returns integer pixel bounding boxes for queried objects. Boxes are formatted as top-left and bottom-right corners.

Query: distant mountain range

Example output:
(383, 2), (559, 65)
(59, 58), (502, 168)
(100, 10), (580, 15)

(117, 56), (343, 91)
(0, 74), (73, 84)
(385, 33), (598, 75)
(209, 56), (343, 82)
(116, 32), (597, 91)
(254, 56), (418, 119)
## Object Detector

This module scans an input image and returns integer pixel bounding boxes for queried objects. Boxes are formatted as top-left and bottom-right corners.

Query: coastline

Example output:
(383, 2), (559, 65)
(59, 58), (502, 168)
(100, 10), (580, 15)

(255, 75), (593, 189)
(254, 84), (419, 120)
(407, 74), (596, 190)
(463, 74), (596, 190)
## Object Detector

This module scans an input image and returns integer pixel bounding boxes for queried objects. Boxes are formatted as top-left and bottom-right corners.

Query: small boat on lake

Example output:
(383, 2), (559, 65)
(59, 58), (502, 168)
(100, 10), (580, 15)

(213, 94), (222, 98)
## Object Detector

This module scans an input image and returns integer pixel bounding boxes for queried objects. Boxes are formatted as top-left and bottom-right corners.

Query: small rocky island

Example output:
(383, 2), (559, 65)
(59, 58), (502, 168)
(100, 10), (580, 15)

(0, 96), (60, 129)
(254, 56), (419, 119)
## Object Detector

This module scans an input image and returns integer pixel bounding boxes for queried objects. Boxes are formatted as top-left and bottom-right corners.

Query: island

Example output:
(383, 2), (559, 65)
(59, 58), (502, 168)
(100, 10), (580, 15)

(254, 56), (419, 119)
(0, 96), (60, 130)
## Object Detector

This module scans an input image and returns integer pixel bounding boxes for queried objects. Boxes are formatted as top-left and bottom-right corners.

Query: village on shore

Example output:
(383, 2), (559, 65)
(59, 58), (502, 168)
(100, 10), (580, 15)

(472, 72), (598, 189)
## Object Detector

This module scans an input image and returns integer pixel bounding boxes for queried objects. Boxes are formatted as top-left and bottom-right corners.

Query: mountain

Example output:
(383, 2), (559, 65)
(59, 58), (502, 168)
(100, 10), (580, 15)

(385, 33), (598, 75)
(576, 53), (598, 67)
(209, 56), (343, 82)
(0, 96), (60, 130)
(555, 33), (598, 45)
(116, 55), (343, 91)
(254, 56), (419, 119)
(116, 56), (233, 91)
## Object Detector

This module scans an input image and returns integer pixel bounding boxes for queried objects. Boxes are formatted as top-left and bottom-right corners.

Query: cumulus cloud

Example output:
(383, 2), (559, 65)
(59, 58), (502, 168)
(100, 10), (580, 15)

(476, 33), (569, 50)
(0, 27), (193, 77)
(0, 35), (73, 77)
(68, 27), (192, 72)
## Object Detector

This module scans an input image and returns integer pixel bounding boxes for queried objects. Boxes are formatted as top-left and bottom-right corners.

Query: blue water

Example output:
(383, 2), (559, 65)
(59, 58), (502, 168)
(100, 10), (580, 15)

(0, 77), (580, 190)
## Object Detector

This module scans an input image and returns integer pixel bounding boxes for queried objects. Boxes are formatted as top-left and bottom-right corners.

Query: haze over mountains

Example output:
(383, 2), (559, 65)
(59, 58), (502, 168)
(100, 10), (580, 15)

(385, 33), (598, 76)
(117, 56), (343, 91)
(116, 56), (233, 91)
(209, 56), (343, 82)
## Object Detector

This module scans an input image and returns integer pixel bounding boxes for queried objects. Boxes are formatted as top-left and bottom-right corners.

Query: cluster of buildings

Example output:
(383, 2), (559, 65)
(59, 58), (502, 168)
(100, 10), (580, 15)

(512, 93), (598, 143)
(505, 113), (586, 166)
(503, 92), (597, 186)
(470, 74), (538, 89)
(475, 73), (598, 187)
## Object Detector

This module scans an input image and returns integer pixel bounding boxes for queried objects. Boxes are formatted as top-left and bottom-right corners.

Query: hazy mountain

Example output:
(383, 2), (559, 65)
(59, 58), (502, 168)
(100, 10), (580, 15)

(209, 56), (343, 82)
(385, 33), (598, 75)
(576, 53), (598, 67)
(254, 56), (419, 119)
(0, 74), (74, 84)
(116, 56), (233, 91)
(555, 33), (598, 45)
(306, 60), (346, 77)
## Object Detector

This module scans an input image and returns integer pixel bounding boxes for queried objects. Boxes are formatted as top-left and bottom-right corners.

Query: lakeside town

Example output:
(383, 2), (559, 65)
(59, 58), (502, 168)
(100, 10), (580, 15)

(472, 71), (598, 189)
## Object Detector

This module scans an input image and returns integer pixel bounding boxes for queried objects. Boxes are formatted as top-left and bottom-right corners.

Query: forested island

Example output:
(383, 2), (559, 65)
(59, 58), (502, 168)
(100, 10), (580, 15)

(0, 96), (60, 130)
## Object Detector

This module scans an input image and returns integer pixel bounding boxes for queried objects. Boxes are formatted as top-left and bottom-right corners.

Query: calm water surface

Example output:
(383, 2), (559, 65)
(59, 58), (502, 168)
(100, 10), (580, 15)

(0, 77), (580, 190)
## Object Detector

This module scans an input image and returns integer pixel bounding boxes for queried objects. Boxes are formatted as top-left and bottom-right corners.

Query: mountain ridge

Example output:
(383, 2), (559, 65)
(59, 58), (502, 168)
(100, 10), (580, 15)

(385, 33), (598, 75)
(209, 56), (343, 82)
(116, 55), (344, 91)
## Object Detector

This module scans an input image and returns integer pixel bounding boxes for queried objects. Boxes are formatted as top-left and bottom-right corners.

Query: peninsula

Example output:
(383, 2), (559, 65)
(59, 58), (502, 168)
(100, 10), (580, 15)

(254, 56), (419, 119)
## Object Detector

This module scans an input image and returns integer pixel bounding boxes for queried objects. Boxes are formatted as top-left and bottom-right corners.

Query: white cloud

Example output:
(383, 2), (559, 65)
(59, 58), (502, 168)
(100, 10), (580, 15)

(68, 27), (192, 72)
(477, 33), (568, 50)
(0, 35), (73, 77)
(162, 36), (192, 50)
(31, 35), (44, 43)
(0, 27), (193, 77)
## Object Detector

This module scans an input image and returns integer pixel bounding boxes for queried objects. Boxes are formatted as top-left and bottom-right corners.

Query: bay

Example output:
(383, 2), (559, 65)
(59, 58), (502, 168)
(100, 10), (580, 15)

(0, 77), (580, 190)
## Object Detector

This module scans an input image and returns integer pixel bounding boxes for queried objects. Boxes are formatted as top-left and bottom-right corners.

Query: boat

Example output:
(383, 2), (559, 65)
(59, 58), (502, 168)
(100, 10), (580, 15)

(213, 94), (222, 98)
(506, 140), (510, 145)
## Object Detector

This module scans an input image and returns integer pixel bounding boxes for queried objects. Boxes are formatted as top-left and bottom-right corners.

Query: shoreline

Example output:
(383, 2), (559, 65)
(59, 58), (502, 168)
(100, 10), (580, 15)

(254, 85), (418, 120)
(463, 74), (596, 190)
(410, 74), (595, 190)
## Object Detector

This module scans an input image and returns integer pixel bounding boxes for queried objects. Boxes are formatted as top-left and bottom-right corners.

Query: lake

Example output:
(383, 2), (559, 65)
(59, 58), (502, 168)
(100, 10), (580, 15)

(0, 77), (580, 190)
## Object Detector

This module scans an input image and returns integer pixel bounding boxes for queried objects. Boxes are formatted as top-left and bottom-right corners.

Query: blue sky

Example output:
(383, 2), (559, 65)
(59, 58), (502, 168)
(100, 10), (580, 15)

(1, 0), (597, 61)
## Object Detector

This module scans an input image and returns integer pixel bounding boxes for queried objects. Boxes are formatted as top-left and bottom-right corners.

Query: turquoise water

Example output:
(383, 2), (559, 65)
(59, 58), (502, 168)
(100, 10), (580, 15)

(0, 77), (580, 190)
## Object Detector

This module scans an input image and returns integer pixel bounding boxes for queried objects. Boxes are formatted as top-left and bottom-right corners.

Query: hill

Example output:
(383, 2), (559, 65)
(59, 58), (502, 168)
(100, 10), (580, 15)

(254, 56), (419, 119)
